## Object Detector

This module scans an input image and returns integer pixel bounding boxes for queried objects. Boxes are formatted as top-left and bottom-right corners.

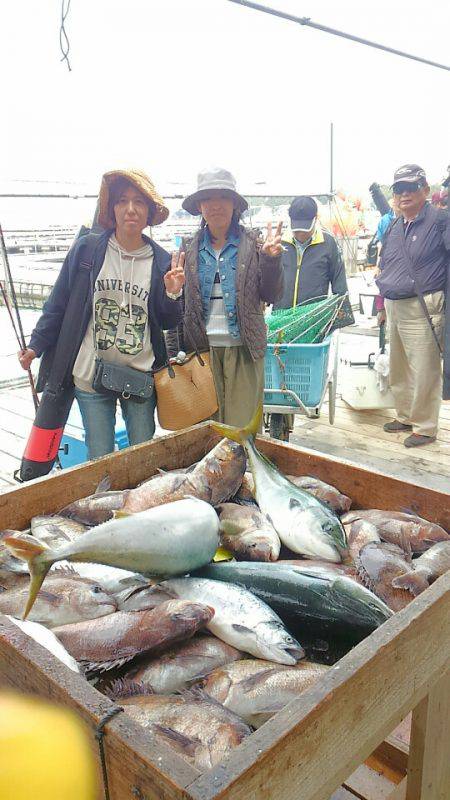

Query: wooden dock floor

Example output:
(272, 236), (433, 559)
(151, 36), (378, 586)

(0, 381), (449, 495)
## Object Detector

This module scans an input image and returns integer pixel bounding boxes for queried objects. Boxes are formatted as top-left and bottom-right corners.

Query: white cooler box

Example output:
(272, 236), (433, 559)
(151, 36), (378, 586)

(340, 329), (395, 410)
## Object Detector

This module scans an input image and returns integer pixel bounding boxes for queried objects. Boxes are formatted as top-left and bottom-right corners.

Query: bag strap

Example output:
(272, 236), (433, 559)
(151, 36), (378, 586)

(48, 235), (100, 392)
(397, 221), (443, 355)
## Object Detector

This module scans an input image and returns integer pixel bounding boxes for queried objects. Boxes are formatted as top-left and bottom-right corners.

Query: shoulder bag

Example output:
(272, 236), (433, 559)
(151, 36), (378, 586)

(153, 350), (218, 430)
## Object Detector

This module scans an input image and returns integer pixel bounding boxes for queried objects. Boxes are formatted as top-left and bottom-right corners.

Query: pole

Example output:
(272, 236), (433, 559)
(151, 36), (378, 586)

(225, 0), (450, 72)
(330, 122), (334, 195)
(0, 225), (40, 412)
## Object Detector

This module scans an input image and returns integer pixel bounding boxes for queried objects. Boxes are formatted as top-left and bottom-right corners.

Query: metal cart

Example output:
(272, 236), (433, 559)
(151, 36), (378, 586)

(263, 332), (339, 441)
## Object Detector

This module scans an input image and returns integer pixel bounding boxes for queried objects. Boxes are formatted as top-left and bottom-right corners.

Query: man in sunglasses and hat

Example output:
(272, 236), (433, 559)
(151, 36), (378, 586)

(376, 164), (450, 447)
(273, 196), (348, 310)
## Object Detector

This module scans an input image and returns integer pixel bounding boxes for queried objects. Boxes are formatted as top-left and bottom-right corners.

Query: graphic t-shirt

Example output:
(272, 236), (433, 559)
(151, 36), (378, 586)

(73, 235), (154, 392)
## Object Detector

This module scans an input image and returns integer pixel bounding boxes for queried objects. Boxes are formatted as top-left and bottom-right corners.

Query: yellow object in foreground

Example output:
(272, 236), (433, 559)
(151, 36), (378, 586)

(0, 692), (97, 800)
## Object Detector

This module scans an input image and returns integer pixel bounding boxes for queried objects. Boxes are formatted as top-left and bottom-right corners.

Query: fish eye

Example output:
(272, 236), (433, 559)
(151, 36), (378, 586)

(91, 585), (103, 594)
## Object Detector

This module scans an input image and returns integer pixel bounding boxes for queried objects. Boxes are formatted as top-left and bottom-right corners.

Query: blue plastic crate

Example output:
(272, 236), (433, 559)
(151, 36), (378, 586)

(264, 338), (331, 408)
(59, 403), (129, 468)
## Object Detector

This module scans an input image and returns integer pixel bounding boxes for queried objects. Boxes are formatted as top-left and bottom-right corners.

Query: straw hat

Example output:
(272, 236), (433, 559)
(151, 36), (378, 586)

(98, 168), (169, 228)
(182, 167), (248, 216)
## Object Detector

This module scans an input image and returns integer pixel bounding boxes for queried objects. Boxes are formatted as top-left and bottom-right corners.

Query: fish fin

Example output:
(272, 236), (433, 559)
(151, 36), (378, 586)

(399, 531), (413, 563)
(289, 498), (302, 510)
(82, 656), (134, 674)
(3, 533), (54, 619)
(213, 547), (234, 562)
(95, 475), (111, 493)
(106, 679), (154, 699)
(391, 571), (429, 596)
(113, 509), (132, 519)
(238, 668), (283, 692)
(211, 404), (262, 444)
(232, 623), (255, 635)
(152, 725), (200, 756)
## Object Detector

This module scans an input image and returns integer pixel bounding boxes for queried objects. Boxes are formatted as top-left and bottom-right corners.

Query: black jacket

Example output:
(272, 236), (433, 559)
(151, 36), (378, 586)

(377, 204), (448, 300)
(273, 227), (347, 310)
(29, 230), (181, 376)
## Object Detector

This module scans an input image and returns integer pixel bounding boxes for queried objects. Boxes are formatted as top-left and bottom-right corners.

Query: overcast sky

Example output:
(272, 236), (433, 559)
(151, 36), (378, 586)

(1, 0), (449, 196)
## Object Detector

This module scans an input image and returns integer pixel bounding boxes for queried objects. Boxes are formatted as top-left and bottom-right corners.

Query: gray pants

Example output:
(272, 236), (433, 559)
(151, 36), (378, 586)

(210, 346), (264, 428)
(385, 291), (443, 437)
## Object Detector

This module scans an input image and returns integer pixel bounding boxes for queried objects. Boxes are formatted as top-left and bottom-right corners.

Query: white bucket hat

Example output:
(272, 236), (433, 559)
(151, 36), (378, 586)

(182, 167), (248, 216)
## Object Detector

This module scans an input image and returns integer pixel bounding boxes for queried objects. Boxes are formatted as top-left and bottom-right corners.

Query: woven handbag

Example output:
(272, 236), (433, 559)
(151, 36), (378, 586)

(153, 351), (218, 430)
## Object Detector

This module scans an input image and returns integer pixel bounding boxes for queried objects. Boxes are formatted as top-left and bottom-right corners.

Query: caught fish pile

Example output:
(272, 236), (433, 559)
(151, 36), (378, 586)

(1, 409), (449, 773)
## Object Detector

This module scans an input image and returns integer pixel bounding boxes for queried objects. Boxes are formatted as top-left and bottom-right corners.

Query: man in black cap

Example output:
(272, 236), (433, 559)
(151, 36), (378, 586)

(376, 164), (450, 447)
(273, 196), (348, 310)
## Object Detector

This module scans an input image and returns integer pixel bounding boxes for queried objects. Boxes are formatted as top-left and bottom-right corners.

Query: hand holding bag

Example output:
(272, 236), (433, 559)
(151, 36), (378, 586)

(153, 351), (218, 430)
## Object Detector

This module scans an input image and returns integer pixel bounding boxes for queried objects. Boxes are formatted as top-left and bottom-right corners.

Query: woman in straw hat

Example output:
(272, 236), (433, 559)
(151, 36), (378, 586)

(19, 168), (184, 459)
(167, 166), (283, 427)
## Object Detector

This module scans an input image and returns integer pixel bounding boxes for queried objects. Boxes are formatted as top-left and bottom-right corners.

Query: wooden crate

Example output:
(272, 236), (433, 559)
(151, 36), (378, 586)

(0, 423), (449, 800)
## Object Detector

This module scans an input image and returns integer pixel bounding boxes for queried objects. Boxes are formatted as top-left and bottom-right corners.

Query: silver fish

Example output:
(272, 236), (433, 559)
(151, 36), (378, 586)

(5, 498), (220, 619)
(160, 576), (305, 665)
(5, 616), (80, 672)
(212, 408), (348, 563)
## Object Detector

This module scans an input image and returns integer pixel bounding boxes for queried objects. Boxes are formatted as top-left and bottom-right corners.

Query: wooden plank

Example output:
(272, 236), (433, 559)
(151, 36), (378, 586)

(0, 424), (215, 530)
(388, 779), (406, 800)
(288, 432), (450, 494)
(296, 422), (450, 468)
(0, 615), (200, 800)
(329, 790), (355, 799)
(373, 738), (409, 776)
(405, 670), (450, 800)
(186, 573), (450, 800)
(343, 764), (397, 799)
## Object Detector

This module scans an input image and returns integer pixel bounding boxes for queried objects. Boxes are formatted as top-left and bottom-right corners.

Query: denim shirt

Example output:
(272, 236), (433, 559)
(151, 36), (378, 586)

(198, 228), (241, 340)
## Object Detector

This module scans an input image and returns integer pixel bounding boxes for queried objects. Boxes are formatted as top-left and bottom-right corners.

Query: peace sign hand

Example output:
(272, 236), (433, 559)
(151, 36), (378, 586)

(164, 251), (186, 296)
(261, 221), (283, 257)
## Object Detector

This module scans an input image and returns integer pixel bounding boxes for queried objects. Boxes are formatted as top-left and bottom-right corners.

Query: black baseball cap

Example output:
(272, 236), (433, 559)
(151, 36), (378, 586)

(392, 164), (427, 190)
(288, 196), (318, 232)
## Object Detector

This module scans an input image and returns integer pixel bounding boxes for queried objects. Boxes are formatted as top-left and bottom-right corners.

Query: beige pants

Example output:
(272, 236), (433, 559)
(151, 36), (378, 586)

(210, 346), (265, 428)
(385, 292), (444, 437)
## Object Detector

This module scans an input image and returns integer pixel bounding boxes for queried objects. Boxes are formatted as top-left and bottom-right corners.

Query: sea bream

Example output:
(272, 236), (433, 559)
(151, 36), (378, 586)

(122, 634), (242, 693)
(122, 438), (246, 513)
(4, 497), (220, 619)
(341, 509), (450, 554)
(211, 407), (348, 562)
(53, 600), (214, 673)
(0, 574), (117, 627)
(107, 684), (251, 772)
(391, 541), (450, 596)
(356, 542), (414, 611)
(59, 476), (129, 526)
(218, 503), (281, 562)
(196, 658), (329, 728)
(158, 576), (305, 665)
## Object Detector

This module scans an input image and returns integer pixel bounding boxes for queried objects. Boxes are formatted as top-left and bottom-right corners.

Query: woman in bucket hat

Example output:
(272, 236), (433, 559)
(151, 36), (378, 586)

(19, 168), (184, 459)
(167, 167), (284, 427)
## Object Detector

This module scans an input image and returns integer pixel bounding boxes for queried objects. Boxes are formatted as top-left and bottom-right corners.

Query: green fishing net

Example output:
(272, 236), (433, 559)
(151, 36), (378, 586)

(266, 295), (345, 344)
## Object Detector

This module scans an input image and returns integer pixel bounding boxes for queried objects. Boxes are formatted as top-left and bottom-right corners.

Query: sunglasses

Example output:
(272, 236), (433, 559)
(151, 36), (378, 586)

(393, 182), (423, 194)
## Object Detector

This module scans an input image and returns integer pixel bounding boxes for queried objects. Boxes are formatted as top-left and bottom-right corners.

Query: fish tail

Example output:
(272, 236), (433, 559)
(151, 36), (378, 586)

(3, 533), (54, 619)
(391, 570), (429, 596)
(211, 404), (262, 444)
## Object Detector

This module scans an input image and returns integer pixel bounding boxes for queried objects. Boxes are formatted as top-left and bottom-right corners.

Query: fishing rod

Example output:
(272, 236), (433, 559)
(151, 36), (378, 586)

(225, 0), (450, 72)
(0, 225), (40, 412)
